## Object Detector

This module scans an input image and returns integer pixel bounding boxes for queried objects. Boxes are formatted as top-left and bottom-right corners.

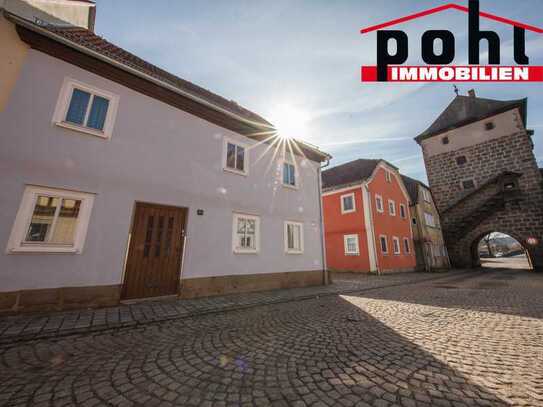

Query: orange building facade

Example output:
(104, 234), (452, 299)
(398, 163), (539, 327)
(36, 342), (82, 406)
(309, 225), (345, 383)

(322, 159), (416, 273)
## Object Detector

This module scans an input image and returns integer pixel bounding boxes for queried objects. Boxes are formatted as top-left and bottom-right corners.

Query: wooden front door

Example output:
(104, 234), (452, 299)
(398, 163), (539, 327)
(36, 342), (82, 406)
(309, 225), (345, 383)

(122, 203), (187, 300)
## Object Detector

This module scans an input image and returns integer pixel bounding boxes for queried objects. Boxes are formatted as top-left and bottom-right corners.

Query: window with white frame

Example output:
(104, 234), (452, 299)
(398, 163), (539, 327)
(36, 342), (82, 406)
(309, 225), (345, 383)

(388, 199), (396, 216)
(424, 212), (436, 227)
(393, 236), (401, 255)
(422, 188), (432, 202)
(399, 203), (407, 219)
(403, 238), (411, 254)
(6, 186), (95, 253)
(379, 235), (388, 254)
(385, 170), (392, 183)
(344, 234), (360, 255)
(282, 161), (296, 187)
(375, 195), (384, 213)
(232, 213), (259, 253)
(284, 221), (304, 254)
(340, 193), (355, 214)
(53, 78), (119, 139)
(224, 139), (248, 174)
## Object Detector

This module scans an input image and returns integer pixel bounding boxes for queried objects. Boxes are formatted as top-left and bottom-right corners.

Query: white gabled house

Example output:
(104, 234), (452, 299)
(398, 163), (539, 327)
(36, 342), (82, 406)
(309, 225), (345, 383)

(0, 2), (330, 312)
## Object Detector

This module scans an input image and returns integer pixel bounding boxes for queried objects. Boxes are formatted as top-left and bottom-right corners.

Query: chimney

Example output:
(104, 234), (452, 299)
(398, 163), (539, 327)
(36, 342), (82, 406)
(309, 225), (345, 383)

(468, 89), (476, 98)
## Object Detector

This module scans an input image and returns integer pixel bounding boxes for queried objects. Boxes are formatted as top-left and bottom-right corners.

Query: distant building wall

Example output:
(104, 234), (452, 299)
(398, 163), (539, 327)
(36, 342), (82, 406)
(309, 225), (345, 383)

(1, 0), (95, 29)
(367, 167), (416, 272)
(323, 187), (371, 272)
(411, 184), (449, 271)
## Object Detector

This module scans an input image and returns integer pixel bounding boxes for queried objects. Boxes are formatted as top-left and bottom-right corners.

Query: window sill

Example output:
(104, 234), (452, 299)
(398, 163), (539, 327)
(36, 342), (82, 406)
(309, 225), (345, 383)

(282, 183), (299, 190)
(223, 167), (248, 177)
(55, 121), (109, 139)
(286, 250), (304, 255)
(345, 253), (360, 256)
(8, 246), (80, 254)
(233, 249), (258, 254)
(341, 209), (356, 215)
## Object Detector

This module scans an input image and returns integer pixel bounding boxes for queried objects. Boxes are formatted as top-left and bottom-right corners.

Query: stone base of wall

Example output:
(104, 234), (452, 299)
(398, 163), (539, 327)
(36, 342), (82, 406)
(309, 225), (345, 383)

(179, 270), (325, 299)
(380, 267), (416, 274)
(0, 285), (121, 314)
(328, 268), (371, 274)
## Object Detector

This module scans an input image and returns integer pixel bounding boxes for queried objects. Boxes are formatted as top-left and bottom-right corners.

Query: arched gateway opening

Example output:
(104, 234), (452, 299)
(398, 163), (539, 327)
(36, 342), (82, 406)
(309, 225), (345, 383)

(471, 232), (533, 271)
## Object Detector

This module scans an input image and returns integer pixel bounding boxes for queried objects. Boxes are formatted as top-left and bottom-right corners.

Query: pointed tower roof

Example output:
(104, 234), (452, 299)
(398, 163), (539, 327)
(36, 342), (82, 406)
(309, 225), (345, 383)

(415, 91), (527, 144)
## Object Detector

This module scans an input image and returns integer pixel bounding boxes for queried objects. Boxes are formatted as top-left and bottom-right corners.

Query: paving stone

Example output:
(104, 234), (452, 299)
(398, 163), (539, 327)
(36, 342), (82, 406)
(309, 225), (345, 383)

(0, 269), (541, 406)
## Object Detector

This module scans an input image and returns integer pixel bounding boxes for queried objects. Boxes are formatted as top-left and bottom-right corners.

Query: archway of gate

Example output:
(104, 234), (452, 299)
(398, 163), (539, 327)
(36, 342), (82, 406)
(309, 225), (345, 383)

(470, 231), (533, 271)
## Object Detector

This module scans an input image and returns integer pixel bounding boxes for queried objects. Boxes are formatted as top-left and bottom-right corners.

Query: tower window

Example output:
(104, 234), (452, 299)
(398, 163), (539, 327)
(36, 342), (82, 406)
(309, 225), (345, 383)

(485, 122), (495, 131)
(456, 155), (467, 166)
(442, 137), (449, 145)
(462, 179), (476, 190)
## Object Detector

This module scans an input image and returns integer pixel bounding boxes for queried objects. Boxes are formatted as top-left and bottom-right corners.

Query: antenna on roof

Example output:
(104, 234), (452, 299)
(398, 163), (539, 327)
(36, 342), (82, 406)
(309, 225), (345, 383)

(453, 84), (459, 96)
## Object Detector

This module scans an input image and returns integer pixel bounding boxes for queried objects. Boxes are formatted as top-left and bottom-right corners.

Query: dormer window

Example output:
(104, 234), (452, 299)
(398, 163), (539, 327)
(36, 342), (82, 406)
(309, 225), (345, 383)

(485, 122), (495, 131)
(442, 136), (449, 145)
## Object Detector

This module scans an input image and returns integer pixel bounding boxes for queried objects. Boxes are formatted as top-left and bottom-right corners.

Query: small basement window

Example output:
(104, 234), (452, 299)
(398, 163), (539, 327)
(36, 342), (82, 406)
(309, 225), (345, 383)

(485, 122), (495, 131)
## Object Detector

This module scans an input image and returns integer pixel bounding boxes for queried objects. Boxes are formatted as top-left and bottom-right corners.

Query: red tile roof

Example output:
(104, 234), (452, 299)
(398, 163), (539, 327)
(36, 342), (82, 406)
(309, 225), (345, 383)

(44, 25), (273, 127)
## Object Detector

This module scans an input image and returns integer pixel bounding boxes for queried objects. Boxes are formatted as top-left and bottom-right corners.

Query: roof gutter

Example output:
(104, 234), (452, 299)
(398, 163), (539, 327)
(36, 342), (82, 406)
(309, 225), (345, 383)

(4, 10), (276, 132)
(5, 10), (332, 162)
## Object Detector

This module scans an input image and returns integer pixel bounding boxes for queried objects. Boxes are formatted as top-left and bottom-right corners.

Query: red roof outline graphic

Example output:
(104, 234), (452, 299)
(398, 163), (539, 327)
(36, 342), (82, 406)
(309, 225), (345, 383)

(360, 3), (543, 34)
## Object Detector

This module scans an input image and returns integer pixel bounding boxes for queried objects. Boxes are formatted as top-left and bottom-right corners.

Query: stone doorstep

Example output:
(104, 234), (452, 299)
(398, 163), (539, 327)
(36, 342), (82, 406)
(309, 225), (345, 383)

(0, 271), (469, 346)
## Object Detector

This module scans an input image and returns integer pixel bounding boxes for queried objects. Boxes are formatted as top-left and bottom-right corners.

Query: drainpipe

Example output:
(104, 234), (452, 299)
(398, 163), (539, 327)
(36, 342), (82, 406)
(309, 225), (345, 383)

(318, 159), (330, 285)
(364, 182), (381, 276)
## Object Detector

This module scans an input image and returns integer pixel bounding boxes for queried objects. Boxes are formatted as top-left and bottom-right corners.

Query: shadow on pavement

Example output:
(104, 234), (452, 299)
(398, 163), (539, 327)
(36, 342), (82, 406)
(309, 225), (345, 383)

(0, 293), (518, 406)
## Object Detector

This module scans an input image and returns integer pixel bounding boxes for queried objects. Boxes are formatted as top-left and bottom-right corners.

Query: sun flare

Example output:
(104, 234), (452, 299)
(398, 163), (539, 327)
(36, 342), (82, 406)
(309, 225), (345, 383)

(268, 104), (310, 140)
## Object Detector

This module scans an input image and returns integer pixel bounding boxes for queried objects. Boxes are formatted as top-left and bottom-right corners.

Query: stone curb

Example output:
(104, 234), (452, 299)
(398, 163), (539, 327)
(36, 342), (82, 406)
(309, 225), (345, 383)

(0, 270), (472, 347)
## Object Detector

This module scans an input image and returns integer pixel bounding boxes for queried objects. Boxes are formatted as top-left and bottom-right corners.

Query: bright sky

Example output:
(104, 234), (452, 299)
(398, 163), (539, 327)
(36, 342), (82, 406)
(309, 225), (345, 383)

(95, 0), (543, 182)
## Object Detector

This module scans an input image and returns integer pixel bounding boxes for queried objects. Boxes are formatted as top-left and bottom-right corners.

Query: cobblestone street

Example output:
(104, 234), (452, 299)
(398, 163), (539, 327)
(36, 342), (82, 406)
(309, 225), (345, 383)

(1, 268), (542, 407)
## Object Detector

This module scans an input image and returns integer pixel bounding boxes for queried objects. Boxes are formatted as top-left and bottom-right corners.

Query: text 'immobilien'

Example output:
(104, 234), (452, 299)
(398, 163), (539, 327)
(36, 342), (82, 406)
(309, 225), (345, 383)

(361, 66), (543, 82)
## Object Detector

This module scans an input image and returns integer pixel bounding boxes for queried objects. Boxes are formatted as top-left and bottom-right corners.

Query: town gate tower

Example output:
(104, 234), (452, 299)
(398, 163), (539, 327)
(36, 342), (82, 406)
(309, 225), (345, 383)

(416, 90), (543, 271)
